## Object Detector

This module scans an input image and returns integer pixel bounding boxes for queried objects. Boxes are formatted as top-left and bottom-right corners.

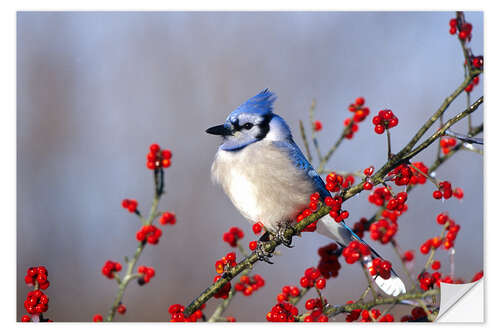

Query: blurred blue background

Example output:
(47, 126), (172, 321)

(17, 11), (483, 322)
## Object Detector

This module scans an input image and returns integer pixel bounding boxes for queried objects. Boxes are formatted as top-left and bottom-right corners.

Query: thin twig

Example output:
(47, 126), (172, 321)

(299, 120), (313, 162)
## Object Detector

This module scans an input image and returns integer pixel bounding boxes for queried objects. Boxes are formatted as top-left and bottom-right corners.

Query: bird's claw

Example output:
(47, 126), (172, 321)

(256, 241), (274, 264)
(276, 225), (293, 248)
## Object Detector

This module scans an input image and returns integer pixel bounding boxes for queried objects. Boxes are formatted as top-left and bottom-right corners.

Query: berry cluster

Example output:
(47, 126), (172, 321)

(325, 172), (352, 192)
(146, 143), (172, 170)
(299, 267), (326, 289)
(169, 303), (206, 322)
(317, 243), (341, 279)
(266, 302), (299, 322)
(420, 237), (443, 254)
(367, 258), (392, 280)
(386, 192), (408, 211)
(380, 206), (407, 224)
(353, 217), (369, 238)
(121, 198), (138, 213)
(24, 266), (50, 290)
(368, 186), (392, 206)
(159, 211), (176, 225)
(370, 219), (398, 244)
(24, 290), (49, 316)
(432, 181), (453, 200)
(137, 266), (155, 285)
(234, 274), (265, 296)
(343, 97), (370, 139)
(213, 275), (231, 299)
(360, 309), (394, 322)
(418, 271), (443, 290)
(215, 252), (237, 274)
(296, 192), (322, 232)
(342, 241), (371, 264)
(343, 118), (359, 139)
(101, 260), (122, 279)
(440, 136), (457, 155)
(276, 285), (301, 303)
(449, 17), (472, 41)
(314, 120), (323, 132)
(345, 303), (391, 322)
(465, 75), (480, 93)
(363, 166), (375, 190)
(252, 222), (263, 235)
(136, 225), (162, 244)
(443, 220), (461, 249)
(326, 195), (349, 223)
(410, 162), (429, 185)
(348, 97), (371, 123)
(303, 298), (329, 322)
(372, 109), (398, 134)
(223, 227), (244, 247)
(387, 164), (412, 186)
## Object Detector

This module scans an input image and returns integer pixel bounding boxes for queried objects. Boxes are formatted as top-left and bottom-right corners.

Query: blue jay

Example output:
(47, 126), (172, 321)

(206, 89), (406, 296)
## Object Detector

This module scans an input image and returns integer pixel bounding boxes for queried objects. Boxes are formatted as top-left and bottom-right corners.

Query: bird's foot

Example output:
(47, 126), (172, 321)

(275, 225), (294, 248)
(255, 241), (274, 264)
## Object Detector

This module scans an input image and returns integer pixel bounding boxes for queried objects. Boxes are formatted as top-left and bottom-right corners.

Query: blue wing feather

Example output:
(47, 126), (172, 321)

(272, 139), (330, 199)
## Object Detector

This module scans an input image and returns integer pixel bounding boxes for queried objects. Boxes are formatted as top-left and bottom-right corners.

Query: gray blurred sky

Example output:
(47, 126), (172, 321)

(17, 11), (483, 322)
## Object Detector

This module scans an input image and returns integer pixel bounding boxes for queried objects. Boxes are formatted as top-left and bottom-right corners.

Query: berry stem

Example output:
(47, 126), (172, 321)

(308, 99), (323, 162)
(421, 222), (449, 275)
(386, 128), (392, 160)
(318, 120), (354, 173)
(361, 265), (377, 300)
(390, 239), (417, 291)
(299, 120), (313, 162)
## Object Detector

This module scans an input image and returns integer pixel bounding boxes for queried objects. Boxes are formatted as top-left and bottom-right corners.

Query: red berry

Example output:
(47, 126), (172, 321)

(431, 260), (441, 270)
(374, 124), (385, 134)
(150, 143), (160, 153)
(21, 315), (31, 322)
(363, 181), (373, 190)
(355, 97), (365, 106)
(93, 314), (103, 322)
(315, 278), (326, 289)
(117, 304), (127, 314)
(161, 149), (172, 159)
(433, 191), (443, 199)
(252, 222), (263, 235)
(314, 120), (323, 131)
(249, 241), (257, 251)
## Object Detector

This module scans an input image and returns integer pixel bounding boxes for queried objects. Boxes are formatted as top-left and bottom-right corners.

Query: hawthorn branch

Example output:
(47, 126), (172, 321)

(401, 96), (483, 162)
(105, 169), (164, 322)
(299, 289), (440, 320)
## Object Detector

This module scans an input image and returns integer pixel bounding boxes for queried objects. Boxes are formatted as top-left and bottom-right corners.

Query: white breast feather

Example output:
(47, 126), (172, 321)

(211, 141), (315, 232)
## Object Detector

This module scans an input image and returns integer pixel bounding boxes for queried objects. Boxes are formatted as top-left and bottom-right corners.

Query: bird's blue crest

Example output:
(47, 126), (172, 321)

(226, 89), (276, 124)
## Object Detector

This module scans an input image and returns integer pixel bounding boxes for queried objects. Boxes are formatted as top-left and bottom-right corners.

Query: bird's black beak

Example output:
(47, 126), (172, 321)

(206, 124), (232, 136)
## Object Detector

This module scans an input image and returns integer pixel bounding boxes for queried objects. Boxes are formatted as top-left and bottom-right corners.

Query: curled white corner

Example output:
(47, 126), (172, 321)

(436, 278), (484, 322)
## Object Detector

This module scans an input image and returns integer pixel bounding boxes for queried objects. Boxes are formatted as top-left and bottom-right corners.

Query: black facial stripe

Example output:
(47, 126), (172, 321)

(255, 114), (272, 140)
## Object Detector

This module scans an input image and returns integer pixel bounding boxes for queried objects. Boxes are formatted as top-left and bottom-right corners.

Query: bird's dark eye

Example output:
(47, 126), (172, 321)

(242, 123), (253, 130)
